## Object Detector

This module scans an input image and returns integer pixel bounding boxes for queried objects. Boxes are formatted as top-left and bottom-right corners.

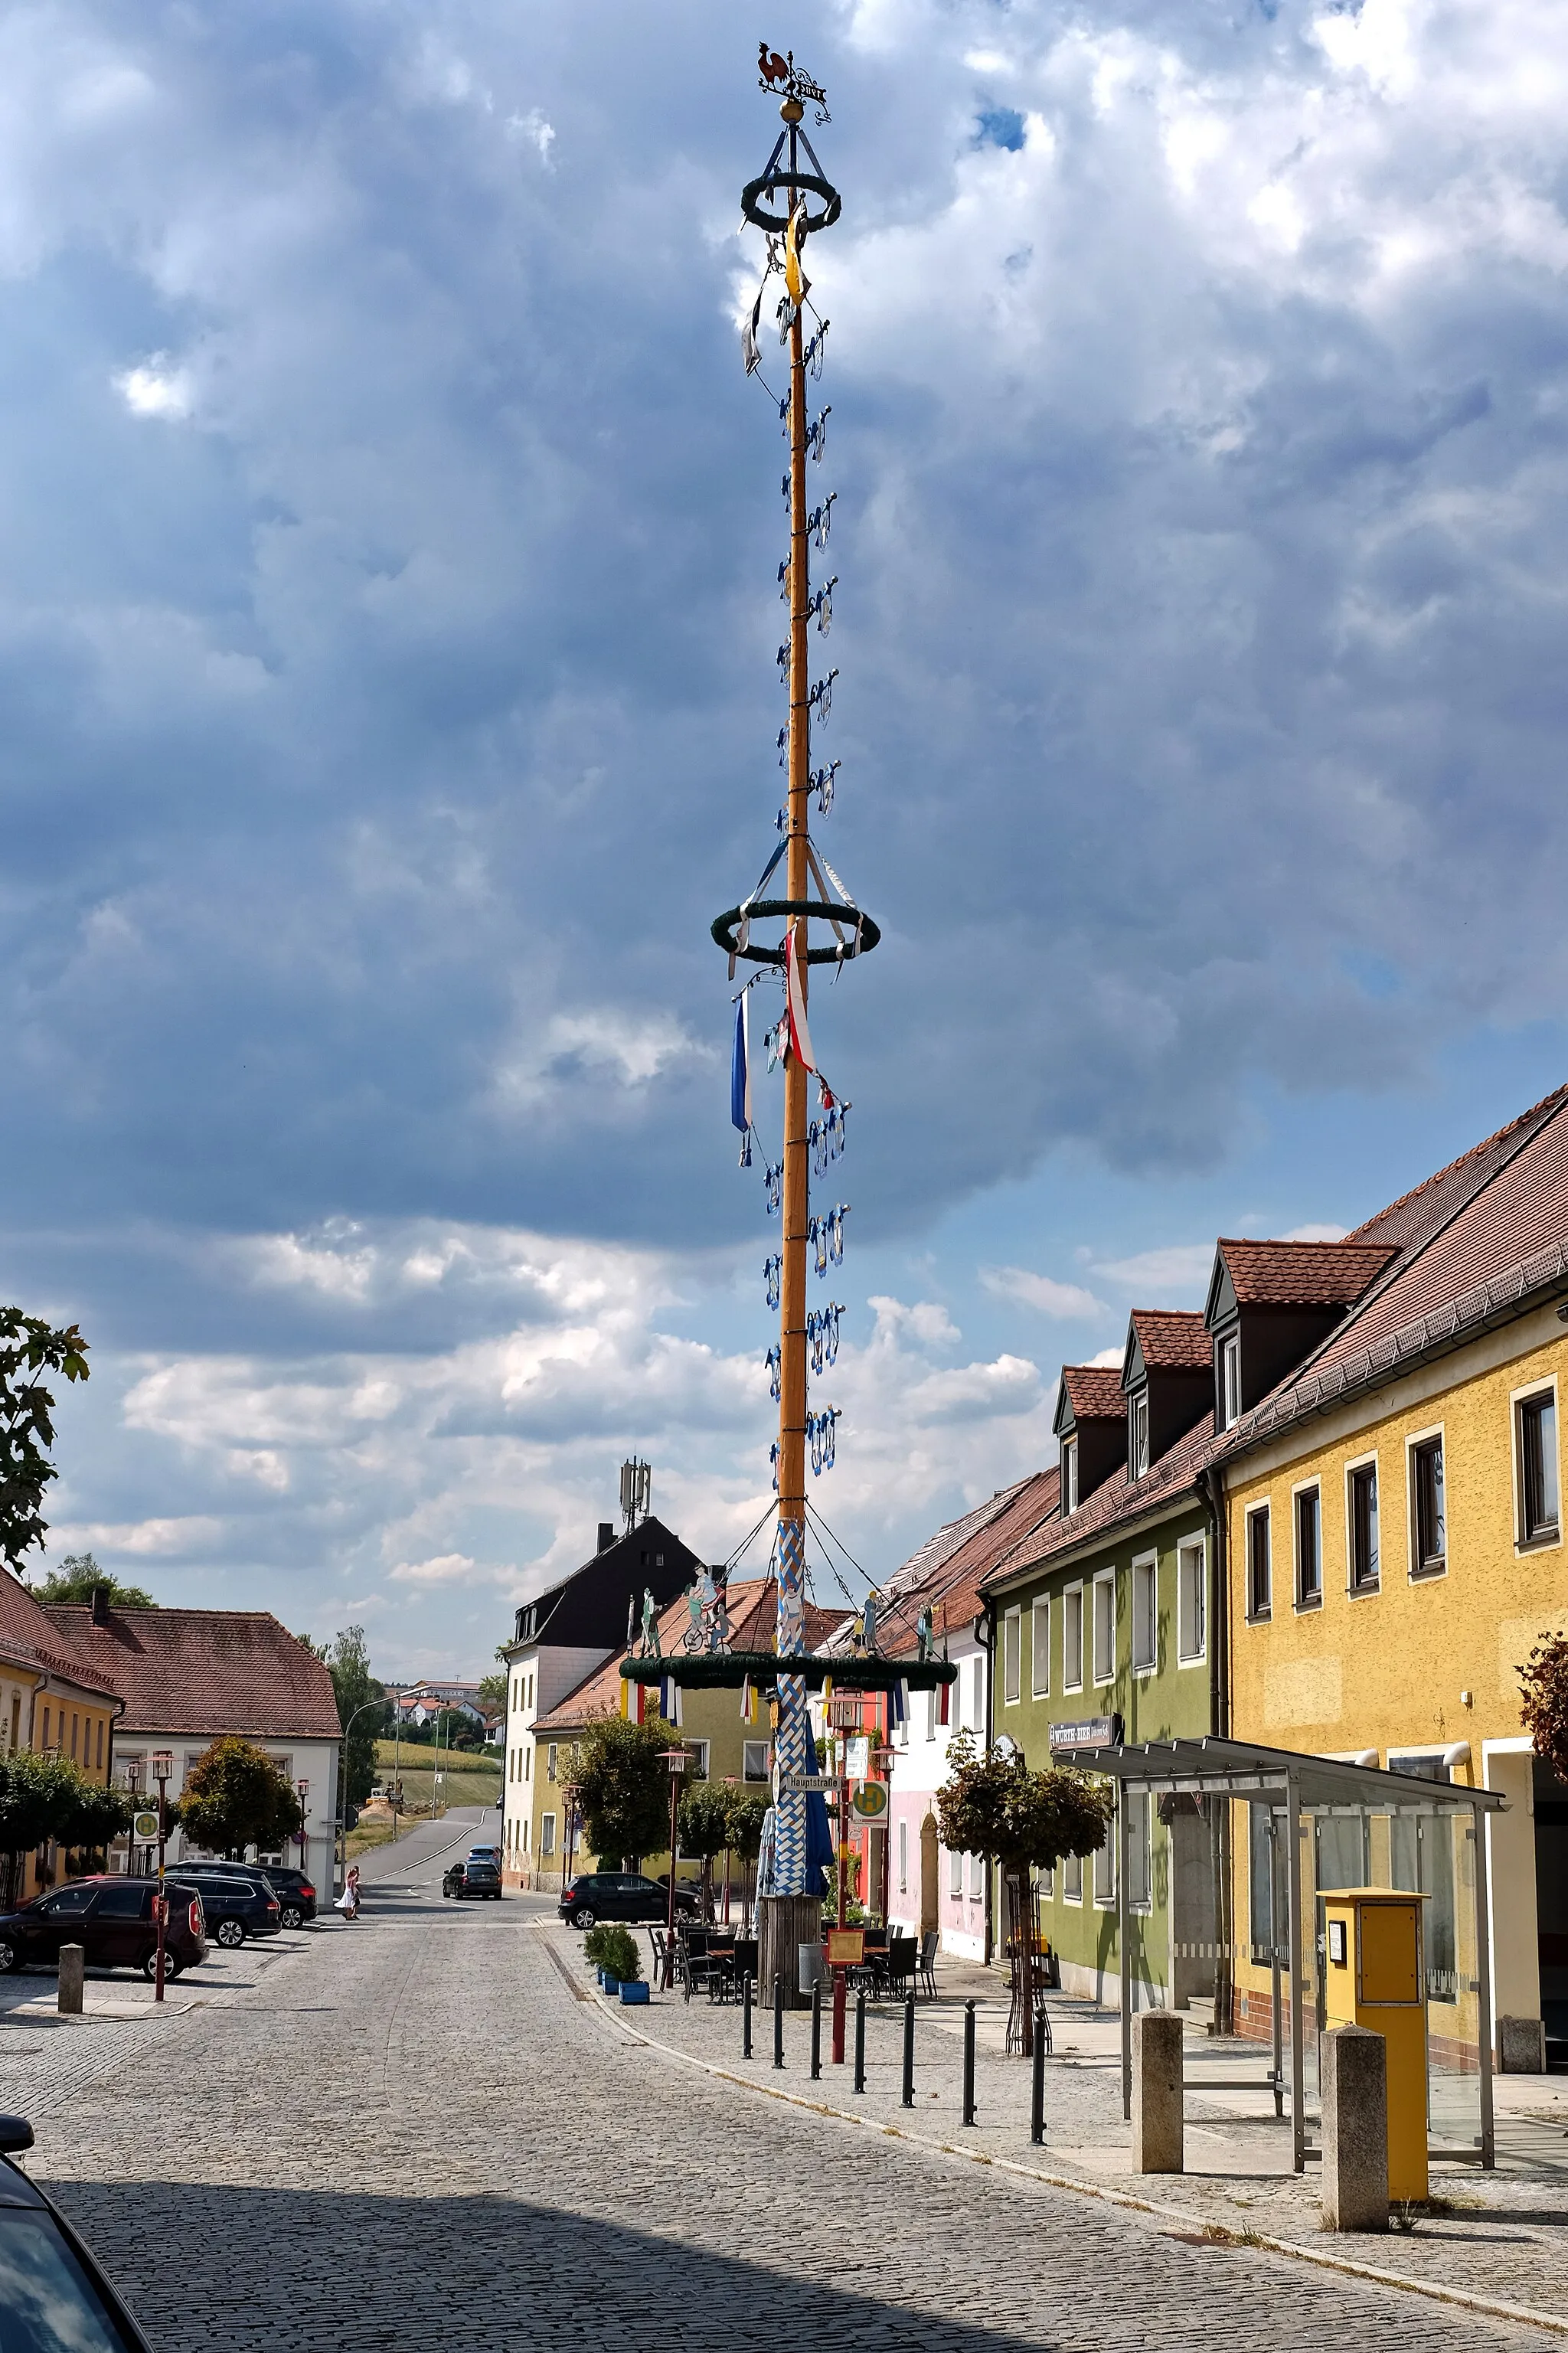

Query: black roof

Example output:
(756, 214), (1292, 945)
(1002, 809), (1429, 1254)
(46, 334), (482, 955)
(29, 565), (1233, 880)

(511, 1515), (698, 1651)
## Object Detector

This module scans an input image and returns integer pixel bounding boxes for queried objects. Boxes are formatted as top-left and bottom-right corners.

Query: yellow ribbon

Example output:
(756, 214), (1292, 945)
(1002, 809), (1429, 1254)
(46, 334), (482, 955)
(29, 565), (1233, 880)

(785, 198), (807, 304)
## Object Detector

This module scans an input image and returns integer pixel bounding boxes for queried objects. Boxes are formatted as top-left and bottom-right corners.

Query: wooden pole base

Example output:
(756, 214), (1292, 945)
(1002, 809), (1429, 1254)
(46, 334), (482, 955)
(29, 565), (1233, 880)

(758, 1892), (822, 2008)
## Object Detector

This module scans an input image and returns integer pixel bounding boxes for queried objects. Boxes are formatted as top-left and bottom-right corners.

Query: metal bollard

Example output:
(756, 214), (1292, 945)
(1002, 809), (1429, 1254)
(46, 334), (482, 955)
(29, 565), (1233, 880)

(962, 1998), (977, 2127)
(773, 1971), (785, 2069)
(901, 1992), (916, 2108)
(811, 1979), (822, 2080)
(1031, 2006), (1047, 2144)
(742, 1972), (753, 2060)
(854, 1988), (867, 2094)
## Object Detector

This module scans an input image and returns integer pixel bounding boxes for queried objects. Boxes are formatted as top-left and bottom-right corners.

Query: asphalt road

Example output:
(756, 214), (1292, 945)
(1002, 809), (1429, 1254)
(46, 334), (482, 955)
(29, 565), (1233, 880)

(20, 1825), (1562, 2353)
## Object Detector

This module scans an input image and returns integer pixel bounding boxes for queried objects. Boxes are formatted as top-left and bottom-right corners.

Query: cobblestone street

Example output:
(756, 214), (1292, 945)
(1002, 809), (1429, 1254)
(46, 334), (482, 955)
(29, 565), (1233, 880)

(13, 1824), (1564, 2353)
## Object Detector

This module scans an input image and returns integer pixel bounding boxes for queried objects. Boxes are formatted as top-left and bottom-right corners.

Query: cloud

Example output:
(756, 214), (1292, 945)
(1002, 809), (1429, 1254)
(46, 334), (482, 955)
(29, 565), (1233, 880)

(1088, 1244), (1216, 1297)
(113, 357), (194, 420)
(981, 1266), (1104, 1318)
(1282, 1222), (1350, 1243)
(47, 1516), (222, 1556)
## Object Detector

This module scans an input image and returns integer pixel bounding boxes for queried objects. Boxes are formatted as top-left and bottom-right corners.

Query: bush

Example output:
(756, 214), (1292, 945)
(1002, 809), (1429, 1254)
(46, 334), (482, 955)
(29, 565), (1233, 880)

(582, 1923), (613, 1969)
(596, 1924), (642, 1984)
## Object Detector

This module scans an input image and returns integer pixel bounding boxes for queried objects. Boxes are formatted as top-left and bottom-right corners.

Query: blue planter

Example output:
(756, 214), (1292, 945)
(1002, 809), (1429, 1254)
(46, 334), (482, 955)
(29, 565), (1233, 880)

(619, 1980), (650, 2006)
(599, 1972), (620, 1994)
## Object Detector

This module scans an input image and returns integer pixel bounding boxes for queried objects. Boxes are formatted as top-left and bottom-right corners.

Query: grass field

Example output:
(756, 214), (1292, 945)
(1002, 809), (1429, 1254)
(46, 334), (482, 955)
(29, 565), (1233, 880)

(371, 1739), (501, 1812)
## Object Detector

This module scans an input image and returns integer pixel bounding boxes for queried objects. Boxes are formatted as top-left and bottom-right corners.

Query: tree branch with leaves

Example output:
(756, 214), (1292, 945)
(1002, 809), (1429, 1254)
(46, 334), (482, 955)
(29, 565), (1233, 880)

(0, 1311), (89, 1580)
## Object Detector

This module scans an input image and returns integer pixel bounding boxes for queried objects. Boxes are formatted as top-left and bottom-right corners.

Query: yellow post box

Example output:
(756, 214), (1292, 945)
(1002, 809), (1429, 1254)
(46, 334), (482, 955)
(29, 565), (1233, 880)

(1321, 1889), (1428, 2201)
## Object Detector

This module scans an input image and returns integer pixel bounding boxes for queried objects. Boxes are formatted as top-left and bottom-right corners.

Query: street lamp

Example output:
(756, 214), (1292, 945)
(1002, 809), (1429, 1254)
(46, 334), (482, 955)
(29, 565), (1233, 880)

(296, 1779), (310, 1868)
(338, 1700), (385, 1892)
(122, 1759), (144, 1877)
(658, 1747), (689, 1989)
(149, 1750), (174, 2003)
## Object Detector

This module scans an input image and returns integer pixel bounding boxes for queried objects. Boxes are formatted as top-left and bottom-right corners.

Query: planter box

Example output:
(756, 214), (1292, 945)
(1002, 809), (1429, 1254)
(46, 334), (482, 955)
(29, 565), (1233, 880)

(599, 1973), (621, 1995)
(619, 1980), (650, 2006)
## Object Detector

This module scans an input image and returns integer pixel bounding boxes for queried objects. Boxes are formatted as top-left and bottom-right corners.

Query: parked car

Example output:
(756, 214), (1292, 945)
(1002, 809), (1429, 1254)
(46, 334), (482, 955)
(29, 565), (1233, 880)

(155, 1864), (279, 1948)
(443, 1859), (501, 1900)
(560, 1872), (699, 1929)
(256, 1866), (317, 1927)
(467, 1845), (501, 1869)
(0, 2111), (158, 2351)
(0, 1877), (208, 1982)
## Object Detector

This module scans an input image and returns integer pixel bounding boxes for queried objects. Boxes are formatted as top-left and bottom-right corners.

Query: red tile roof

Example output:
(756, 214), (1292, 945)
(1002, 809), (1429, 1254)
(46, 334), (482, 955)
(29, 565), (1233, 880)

(534, 1579), (844, 1734)
(1214, 1238), (1395, 1309)
(1060, 1365), (1126, 1422)
(985, 1417), (1219, 1591)
(0, 1577), (122, 1699)
(44, 1606), (341, 1739)
(1129, 1309), (1210, 1371)
(880, 1469), (1060, 1655)
(1348, 1084), (1568, 1257)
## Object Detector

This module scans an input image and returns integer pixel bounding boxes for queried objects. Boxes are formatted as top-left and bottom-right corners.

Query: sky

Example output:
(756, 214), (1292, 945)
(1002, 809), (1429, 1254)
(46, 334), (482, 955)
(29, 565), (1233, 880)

(5, 0), (1568, 1675)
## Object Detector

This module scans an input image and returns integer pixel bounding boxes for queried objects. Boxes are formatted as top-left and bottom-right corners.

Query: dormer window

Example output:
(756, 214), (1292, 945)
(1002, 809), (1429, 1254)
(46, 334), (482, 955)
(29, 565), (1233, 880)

(1061, 1436), (1078, 1512)
(1220, 1333), (1241, 1430)
(1129, 1391), (1150, 1479)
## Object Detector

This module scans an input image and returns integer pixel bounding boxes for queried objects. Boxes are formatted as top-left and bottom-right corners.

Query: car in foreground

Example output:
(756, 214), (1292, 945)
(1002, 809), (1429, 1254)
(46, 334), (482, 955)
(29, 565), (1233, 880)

(0, 1879), (207, 1982)
(443, 1859), (501, 1900)
(560, 1871), (698, 1929)
(0, 2112), (156, 2352)
(256, 1866), (317, 1927)
(150, 1864), (280, 1948)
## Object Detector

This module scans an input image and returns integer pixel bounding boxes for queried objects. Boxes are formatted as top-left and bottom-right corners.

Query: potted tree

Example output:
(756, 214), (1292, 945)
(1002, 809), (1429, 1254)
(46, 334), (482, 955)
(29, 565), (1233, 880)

(677, 1782), (732, 1923)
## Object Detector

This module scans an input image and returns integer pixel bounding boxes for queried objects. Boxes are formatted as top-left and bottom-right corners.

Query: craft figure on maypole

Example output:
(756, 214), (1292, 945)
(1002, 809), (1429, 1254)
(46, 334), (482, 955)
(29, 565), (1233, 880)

(710, 46), (882, 2005)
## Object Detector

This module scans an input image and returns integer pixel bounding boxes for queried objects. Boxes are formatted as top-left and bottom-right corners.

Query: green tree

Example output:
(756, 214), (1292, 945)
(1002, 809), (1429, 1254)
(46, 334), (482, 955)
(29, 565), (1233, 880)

(571, 1711), (680, 1870)
(478, 1671), (508, 1709)
(1521, 1630), (1568, 1782)
(0, 1310), (90, 1580)
(32, 1552), (156, 1609)
(677, 1781), (733, 1921)
(937, 1731), (1116, 2055)
(724, 1786), (771, 1933)
(180, 1737), (305, 1858)
(55, 1775), (133, 1856)
(0, 1752), (91, 1861)
(325, 1626), (387, 1809)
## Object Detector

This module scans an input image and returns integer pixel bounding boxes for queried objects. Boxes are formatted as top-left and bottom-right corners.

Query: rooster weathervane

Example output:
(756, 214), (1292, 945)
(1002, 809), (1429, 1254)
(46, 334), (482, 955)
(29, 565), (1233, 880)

(757, 41), (830, 125)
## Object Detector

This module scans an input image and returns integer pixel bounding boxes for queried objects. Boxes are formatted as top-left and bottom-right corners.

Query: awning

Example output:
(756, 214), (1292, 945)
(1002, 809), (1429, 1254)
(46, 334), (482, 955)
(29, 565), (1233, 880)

(1072, 1734), (1506, 1816)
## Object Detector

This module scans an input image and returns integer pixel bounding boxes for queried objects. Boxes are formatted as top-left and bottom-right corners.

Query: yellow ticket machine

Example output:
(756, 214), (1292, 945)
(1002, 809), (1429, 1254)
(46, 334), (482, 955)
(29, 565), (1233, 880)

(1321, 1888), (1428, 2201)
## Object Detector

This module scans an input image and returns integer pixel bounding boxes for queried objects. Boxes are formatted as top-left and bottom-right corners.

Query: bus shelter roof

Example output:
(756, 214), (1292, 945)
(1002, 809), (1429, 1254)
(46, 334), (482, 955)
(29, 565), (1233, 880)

(1070, 1734), (1506, 1815)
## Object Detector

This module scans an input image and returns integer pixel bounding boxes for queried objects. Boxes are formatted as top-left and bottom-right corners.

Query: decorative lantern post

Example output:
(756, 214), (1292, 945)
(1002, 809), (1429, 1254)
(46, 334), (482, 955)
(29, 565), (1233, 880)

(150, 1749), (174, 2002)
(658, 1747), (690, 1989)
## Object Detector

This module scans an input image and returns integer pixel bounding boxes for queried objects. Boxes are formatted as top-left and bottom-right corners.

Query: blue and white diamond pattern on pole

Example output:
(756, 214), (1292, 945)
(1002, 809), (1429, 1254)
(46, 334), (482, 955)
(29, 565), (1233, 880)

(772, 1515), (808, 1897)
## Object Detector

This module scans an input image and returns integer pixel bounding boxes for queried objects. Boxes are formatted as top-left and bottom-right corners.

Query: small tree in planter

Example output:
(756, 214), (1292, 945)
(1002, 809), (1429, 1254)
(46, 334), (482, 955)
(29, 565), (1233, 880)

(724, 1788), (770, 1933)
(593, 1923), (642, 1987)
(570, 1711), (679, 1871)
(936, 1732), (1116, 2056)
(1521, 1630), (1568, 1782)
(678, 1783), (732, 1922)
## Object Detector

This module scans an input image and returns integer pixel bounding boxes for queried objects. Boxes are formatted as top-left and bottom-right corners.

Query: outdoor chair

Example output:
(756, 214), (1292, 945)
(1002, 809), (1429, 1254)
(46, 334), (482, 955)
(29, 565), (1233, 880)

(649, 1927), (669, 1981)
(916, 1929), (939, 1998)
(884, 1934), (917, 1998)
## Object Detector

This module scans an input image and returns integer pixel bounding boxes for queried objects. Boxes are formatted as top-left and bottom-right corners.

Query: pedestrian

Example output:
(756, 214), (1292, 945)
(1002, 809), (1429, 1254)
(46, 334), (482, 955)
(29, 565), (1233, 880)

(335, 1865), (361, 1923)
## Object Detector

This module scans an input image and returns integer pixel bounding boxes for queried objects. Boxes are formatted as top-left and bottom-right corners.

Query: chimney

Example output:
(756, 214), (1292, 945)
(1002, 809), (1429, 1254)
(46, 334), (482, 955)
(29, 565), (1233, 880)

(597, 1522), (615, 1553)
(90, 1586), (109, 1627)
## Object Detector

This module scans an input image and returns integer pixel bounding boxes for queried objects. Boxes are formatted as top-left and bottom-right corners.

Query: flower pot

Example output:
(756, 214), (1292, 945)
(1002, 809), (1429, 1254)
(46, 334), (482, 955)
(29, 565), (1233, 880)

(599, 1973), (621, 1995)
(619, 1980), (650, 2005)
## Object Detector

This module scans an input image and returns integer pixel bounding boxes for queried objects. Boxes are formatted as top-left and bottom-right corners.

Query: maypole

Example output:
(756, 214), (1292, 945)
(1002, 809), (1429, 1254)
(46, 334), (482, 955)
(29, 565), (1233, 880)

(713, 47), (878, 2008)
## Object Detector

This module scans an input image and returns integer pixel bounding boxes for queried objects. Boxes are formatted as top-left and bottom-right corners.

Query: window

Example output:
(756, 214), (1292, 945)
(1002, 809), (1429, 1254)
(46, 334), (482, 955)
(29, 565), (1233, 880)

(743, 1740), (771, 1783)
(949, 1848), (962, 1899)
(1031, 1596), (1050, 1697)
(40, 1707), (49, 1752)
(1037, 1861), (1054, 1898)
(686, 1740), (710, 1780)
(1063, 1849), (1082, 1904)
(541, 1814), (556, 1857)
(546, 1743), (557, 1782)
(1002, 1608), (1021, 1706)
(1177, 1538), (1206, 1662)
(521, 1817), (528, 1852)
(95, 1719), (103, 1772)
(70, 1714), (78, 1762)
(1063, 1585), (1083, 1691)
(971, 1656), (986, 1732)
(1131, 1556), (1156, 1674)
(1246, 1506), (1271, 1619)
(524, 1746), (531, 1781)
(1410, 1436), (1446, 1577)
(968, 1851), (984, 1899)
(1130, 1391), (1149, 1479)
(1348, 1461), (1380, 1590)
(1092, 1573), (1116, 1685)
(96, 1884), (145, 1919)
(898, 1820), (907, 1893)
(1295, 1487), (1321, 1609)
(1060, 1436), (1078, 1513)
(1220, 1332), (1241, 1429)
(1126, 1791), (1151, 1911)
(1093, 1815), (1116, 1907)
(1519, 1390), (1560, 1546)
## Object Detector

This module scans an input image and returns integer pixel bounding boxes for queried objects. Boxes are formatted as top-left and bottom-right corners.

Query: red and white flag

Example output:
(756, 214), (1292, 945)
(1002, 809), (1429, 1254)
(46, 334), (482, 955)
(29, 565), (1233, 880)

(785, 926), (816, 1072)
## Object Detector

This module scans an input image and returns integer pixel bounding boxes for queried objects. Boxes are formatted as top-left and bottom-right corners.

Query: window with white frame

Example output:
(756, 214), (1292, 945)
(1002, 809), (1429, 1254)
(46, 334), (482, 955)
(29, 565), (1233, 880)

(524, 1745), (531, 1781)
(1063, 1848), (1083, 1903)
(1348, 1460), (1380, 1590)
(521, 1816), (529, 1852)
(1220, 1332), (1241, 1429)
(1031, 1595), (1050, 1696)
(1177, 1537), (1206, 1661)
(1126, 1790), (1152, 1911)
(1517, 1387), (1560, 1547)
(546, 1743), (557, 1783)
(1295, 1486), (1321, 1608)
(541, 1814), (556, 1857)
(949, 1848), (962, 1899)
(1063, 1584), (1083, 1691)
(1246, 1505), (1272, 1619)
(971, 1655), (986, 1731)
(1037, 1860), (1054, 1898)
(1410, 1435), (1446, 1577)
(686, 1740), (710, 1779)
(1130, 1390), (1150, 1479)
(743, 1740), (770, 1782)
(968, 1851), (984, 1898)
(898, 1820), (908, 1893)
(1092, 1571), (1116, 1685)
(1131, 1555), (1157, 1674)
(1003, 1608), (1021, 1705)
(1060, 1436), (1078, 1513)
(1093, 1815), (1116, 1906)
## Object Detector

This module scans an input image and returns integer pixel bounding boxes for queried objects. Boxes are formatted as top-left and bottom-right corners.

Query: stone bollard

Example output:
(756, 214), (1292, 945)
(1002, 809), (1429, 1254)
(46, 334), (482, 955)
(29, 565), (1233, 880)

(1321, 2024), (1388, 2231)
(1131, 2008), (1184, 2173)
(1498, 2015), (1546, 2074)
(57, 1944), (84, 2016)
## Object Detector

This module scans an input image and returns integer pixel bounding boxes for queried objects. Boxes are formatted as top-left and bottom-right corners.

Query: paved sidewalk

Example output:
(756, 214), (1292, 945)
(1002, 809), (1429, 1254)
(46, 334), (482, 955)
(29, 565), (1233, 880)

(555, 1922), (1568, 2332)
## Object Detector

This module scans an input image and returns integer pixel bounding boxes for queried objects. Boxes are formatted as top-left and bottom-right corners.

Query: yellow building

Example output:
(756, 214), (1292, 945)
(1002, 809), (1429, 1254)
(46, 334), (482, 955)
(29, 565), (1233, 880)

(1218, 1086), (1568, 2071)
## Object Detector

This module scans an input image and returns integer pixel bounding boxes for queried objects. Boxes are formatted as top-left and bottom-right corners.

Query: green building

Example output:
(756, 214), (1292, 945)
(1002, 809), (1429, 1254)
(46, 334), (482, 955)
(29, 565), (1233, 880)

(982, 1313), (1220, 2011)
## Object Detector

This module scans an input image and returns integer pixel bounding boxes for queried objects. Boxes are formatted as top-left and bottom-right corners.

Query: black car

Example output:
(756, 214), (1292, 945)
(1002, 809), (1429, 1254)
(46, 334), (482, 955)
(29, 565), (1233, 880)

(560, 1871), (698, 1929)
(0, 1878), (208, 1982)
(443, 1859), (501, 1900)
(0, 2113), (156, 2352)
(157, 1865), (279, 1948)
(256, 1866), (317, 1927)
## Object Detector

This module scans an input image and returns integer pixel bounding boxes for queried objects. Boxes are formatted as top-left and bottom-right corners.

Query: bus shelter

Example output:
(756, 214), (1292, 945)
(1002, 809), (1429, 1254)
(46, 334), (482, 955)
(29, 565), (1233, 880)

(1075, 1736), (1507, 2172)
